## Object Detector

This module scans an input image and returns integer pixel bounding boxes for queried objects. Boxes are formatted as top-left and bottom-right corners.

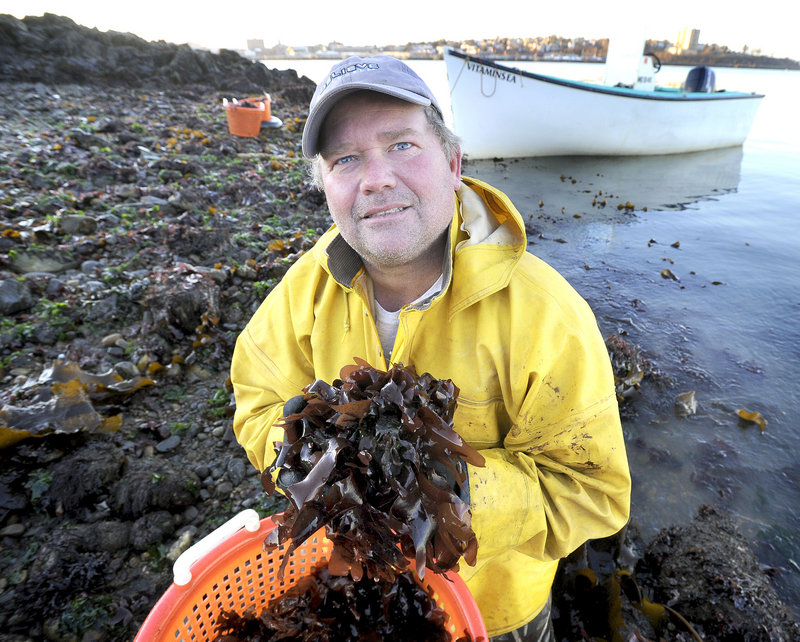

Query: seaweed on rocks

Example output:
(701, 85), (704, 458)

(261, 359), (486, 582)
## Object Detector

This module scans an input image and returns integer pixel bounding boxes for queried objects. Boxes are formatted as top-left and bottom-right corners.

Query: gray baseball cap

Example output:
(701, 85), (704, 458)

(301, 55), (443, 157)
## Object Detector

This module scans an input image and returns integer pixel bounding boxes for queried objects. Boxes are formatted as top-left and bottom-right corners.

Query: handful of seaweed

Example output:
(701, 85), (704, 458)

(261, 359), (485, 582)
(213, 567), (467, 641)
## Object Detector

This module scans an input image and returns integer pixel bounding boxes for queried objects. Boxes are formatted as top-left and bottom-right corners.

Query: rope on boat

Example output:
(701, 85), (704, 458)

(449, 54), (469, 96)
(480, 70), (497, 97)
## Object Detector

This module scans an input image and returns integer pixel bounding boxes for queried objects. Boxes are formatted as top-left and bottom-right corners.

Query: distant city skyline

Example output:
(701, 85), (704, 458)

(6, 1), (798, 61)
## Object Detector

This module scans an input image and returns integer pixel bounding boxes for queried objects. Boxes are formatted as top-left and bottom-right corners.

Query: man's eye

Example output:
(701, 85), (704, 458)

(393, 142), (412, 151)
(333, 155), (356, 166)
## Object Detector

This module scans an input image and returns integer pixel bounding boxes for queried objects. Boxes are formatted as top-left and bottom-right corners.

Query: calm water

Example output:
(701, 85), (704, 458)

(264, 59), (800, 611)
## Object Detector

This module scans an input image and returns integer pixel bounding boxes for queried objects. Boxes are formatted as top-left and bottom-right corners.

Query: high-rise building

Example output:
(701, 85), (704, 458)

(675, 28), (700, 52)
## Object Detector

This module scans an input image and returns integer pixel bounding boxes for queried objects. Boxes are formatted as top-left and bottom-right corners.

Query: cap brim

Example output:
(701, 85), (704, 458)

(301, 83), (437, 157)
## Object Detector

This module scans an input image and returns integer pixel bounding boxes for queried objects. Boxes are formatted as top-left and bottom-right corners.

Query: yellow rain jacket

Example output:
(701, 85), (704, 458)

(231, 176), (631, 636)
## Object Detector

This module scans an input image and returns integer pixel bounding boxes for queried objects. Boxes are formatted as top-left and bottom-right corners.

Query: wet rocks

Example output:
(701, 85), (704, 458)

(44, 440), (125, 515)
(0, 13), (315, 99)
(638, 504), (800, 641)
(110, 459), (198, 520)
(0, 14), (321, 639)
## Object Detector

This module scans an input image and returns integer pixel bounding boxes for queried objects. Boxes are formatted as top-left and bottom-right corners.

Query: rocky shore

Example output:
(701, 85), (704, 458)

(1, 13), (798, 642)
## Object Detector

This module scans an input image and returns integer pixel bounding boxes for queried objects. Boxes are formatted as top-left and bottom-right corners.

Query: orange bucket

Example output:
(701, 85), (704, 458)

(134, 510), (487, 641)
(246, 94), (272, 121)
(224, 101), (264, 137)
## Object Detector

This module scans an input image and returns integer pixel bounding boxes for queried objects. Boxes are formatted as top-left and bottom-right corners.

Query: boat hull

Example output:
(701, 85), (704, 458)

(444, 49), (764, 159)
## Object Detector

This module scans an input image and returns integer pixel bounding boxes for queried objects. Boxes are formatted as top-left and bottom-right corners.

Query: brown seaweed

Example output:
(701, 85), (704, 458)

(213, 567), (470, 641)
(261, 359), (485, 581)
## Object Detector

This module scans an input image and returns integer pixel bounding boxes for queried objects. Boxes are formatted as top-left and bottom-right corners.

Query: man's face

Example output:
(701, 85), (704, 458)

(318, 93), (462, 273)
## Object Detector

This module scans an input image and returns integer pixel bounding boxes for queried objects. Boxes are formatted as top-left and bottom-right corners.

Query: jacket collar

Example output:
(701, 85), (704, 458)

(316, 176), (526, 296)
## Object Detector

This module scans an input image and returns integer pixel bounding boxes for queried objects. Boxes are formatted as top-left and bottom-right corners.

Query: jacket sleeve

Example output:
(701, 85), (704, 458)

(467, 302), (631, 562)
(230, 278), (316, 473)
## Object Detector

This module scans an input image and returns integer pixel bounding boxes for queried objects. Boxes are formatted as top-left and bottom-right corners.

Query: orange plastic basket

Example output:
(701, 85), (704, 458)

(245, 94), (272, 121)
(224, 101), (264, 137)
(135, 510), (487, 641)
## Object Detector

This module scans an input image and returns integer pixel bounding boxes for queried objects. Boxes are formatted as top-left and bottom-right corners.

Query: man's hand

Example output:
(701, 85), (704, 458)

(427, 456), (470, 504)
(282, 394), (307, 418)
(275, 394), (309, 491)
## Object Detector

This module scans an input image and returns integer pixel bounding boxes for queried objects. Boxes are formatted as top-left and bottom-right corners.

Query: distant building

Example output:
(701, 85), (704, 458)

(673, 28), (700, 53)
(247, 39), (265, 51)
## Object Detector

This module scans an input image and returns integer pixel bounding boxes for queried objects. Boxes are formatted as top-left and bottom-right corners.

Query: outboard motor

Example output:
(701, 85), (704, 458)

(684, 66), (716, 92)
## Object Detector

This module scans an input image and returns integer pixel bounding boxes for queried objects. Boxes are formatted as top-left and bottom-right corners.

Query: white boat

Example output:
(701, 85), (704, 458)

(444, 47), (764, 159)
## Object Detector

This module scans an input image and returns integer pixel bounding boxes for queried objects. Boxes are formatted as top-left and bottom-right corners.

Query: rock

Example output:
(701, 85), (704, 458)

(58, 213), (98, 235)
(182, 505), (200, 523)
(7, 250), (80, 274)
(215, 481), (234, 497)
(0, 523), (25, 537)
(143, 269), (221, 335)
(130, 510), (174, 550)
(675, 390), (697, 415)
(0, 278), (35, 314)
(71, 520), (131, 553)
(111, 459), (198, 519)
(235, 264), (257, 280)
(81, 259), (104, 274)
(113, 361), (140, 380)
(226, 457), (246, 486)
(101, 332), (123, 346)
(637, 504), (800, 641)
(31, 321), (58, 345)
(45, 441), (126, 515)
(67, 127), (107, 150)
(84, 293), (120, 322)
(0, 13), (316, 96)
(155, 434), (181, 453)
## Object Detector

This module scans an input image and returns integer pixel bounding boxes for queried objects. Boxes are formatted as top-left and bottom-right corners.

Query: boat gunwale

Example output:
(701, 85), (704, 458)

(446, 49), (765, 102)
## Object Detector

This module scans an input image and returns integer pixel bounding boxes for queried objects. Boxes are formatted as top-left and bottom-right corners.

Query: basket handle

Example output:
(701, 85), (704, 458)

(172, 508), (261, 586)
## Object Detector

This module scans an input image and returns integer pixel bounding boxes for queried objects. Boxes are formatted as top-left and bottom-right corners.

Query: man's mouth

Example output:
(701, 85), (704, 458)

(363, 206), (406, 219)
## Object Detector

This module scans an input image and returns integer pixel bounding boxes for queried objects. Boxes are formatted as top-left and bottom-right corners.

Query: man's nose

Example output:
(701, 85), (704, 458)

(360, 153), (396, 194)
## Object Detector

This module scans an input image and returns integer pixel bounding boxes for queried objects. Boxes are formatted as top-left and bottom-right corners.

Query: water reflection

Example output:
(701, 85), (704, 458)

(463, 145), (743, 214)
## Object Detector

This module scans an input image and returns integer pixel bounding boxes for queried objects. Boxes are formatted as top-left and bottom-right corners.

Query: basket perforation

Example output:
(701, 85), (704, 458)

(135, 517), (486, 641)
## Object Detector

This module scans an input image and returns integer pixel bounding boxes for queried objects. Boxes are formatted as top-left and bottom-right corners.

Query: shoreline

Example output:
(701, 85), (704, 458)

(259, 55), (800, 70)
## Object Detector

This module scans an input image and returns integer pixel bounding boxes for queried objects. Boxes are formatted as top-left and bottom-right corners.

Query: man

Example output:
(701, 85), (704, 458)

(231, 55), (631, 640)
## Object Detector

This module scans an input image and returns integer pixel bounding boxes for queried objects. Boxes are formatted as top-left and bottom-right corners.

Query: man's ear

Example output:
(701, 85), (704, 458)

(450, 147), (463, 190)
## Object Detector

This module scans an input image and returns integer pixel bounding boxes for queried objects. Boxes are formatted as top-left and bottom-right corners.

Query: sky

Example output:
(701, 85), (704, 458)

(6, 1), (798, 61)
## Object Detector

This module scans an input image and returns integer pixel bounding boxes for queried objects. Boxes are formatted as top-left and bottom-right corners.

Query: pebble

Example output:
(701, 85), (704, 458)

(182, 505), (200, 523)
(59, 213), (98, 235)
(113, 361), (140, 379)
(155, 435), (181, 453)
(0, 523), (25, 537)
(81, 259), (104, 274)
(101, 332), (123, 346)
(215, 481), (234, 497)
(226, 458), (246, 486)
